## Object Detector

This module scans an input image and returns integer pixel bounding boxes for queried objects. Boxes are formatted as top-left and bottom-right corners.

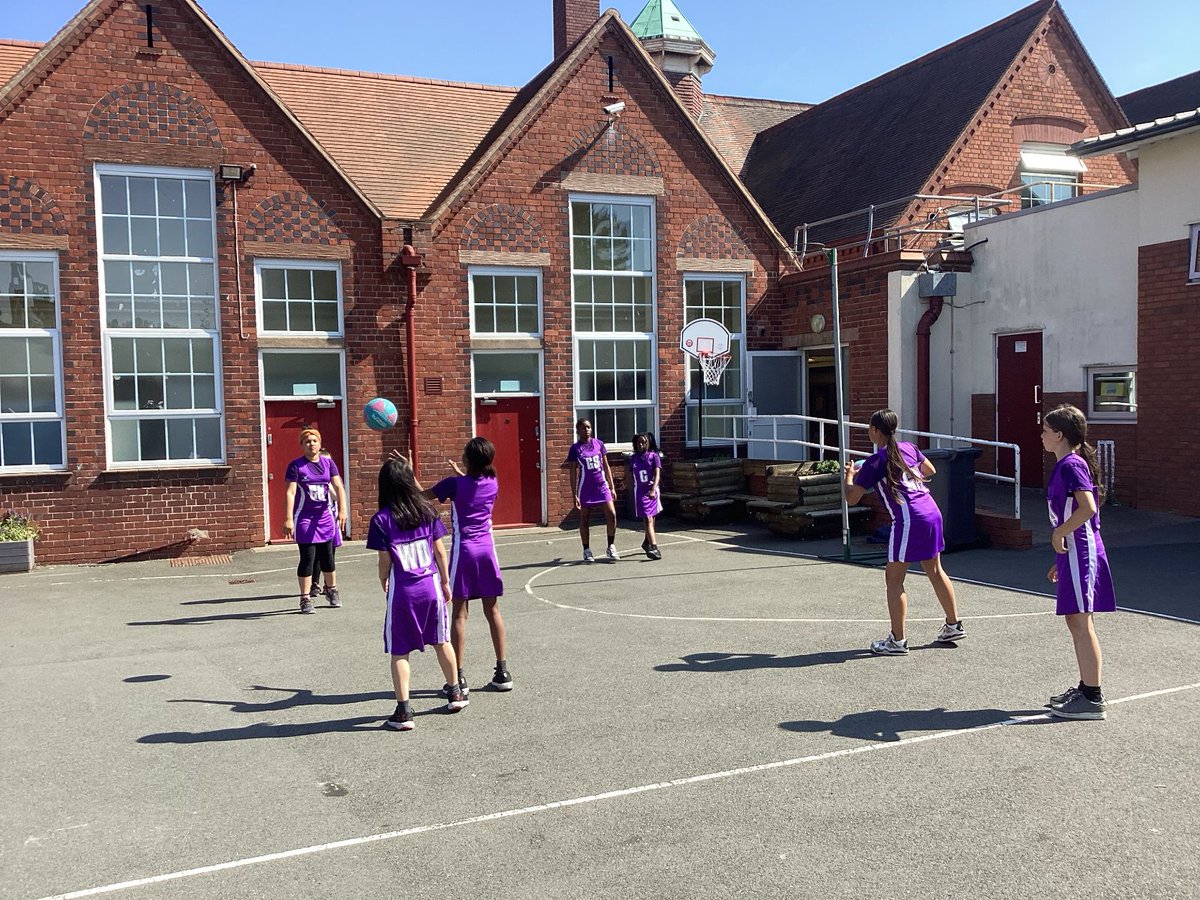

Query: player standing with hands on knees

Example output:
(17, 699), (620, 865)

(1041, 404), (1115, 720)
(564, 419), (618, 562)
(843, 409), (966, 654)
(367, 456), (467, 731)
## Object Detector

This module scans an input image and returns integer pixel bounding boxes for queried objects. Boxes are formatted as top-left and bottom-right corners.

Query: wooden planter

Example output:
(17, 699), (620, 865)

(0, 538), (34, 573)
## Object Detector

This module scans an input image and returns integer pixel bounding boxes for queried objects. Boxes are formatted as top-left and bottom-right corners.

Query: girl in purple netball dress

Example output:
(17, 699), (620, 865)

(367, 457), (467, 731)
(284, 428), (347, 614)
(631, 432), (663, 560)
(428, 438), (512, 696)
(309, 449), (342, 605)
(843, 409), (965, 654)
(1041, 404), (1115, 721)
(564, 419), (618, 562)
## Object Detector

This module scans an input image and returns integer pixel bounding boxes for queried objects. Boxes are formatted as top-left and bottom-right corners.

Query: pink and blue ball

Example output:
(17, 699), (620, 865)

(364, 397), (398, 430)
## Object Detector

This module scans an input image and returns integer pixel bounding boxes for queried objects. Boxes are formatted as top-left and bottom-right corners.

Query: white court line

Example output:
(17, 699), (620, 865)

(39, 681), (1200, 900)
(524, 538), (1055, 624)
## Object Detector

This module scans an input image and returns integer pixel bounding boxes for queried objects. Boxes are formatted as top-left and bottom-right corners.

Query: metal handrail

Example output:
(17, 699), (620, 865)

(687, 412), (1022, 519)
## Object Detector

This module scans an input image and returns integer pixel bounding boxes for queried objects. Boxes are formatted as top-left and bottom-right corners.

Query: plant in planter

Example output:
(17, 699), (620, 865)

(0, 510), (41, 573)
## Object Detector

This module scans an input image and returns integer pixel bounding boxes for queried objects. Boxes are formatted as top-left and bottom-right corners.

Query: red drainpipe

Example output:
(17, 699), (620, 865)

(399, 243), (424, 477)
(915, 296), (945, 449)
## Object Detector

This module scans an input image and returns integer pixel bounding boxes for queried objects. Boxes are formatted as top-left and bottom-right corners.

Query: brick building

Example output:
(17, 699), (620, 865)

(0, 0), (1175, 564)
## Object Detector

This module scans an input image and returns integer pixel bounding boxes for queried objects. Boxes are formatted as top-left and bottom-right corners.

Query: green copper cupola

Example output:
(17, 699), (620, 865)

(630, 0), (714, 117)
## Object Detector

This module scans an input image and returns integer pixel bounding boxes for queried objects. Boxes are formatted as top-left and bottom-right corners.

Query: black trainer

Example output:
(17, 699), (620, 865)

(439, 676), (470, 699)
(446, 684), (469, 712)
(490, 664), (514, 691)
(385, 703), (414, 731)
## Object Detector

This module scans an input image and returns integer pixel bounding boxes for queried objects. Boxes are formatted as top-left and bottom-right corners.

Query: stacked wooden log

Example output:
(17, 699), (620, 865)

(748, 461), (869, 535)
(665, 459), (745, 521)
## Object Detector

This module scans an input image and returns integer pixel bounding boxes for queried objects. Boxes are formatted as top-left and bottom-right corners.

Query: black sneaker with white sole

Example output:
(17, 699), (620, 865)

(1047, 685), (1081, 707)
(1048, 692), (1107, 720)
(490, 665), (514, 691)
(385, 703), (414, 731)
(446, 684), (469, 712)
(440, 677), (470, 699)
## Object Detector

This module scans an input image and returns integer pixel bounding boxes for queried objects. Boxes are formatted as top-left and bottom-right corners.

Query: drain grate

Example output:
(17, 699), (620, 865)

(169, 554), (232, 567)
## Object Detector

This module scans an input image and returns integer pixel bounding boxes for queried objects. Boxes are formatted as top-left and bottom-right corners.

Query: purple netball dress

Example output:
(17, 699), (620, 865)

(285, 455), (340, 544)
(366, 511), (450, 656)
(567, 438), (613, 506)
(854, 442), (945, 563)
(630, 450), (662, 518)
(1047, 454), (1116, 616)
(432, 475), (505, 600)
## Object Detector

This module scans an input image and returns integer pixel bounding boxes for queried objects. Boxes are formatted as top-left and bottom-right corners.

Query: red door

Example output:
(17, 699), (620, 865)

(265, 400), (345, 541)
(996, 332), (1043, 487)
(475, 397), (542, 526)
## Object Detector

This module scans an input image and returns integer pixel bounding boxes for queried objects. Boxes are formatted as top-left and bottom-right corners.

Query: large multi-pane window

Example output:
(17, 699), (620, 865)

(0, 252), (64, 469)
(570, 196), (655, 444)
(97, 165), (222, 464)
(470, 268), (540, 336)
(257, 261), (342, 334)
(684, 276), (745, 444)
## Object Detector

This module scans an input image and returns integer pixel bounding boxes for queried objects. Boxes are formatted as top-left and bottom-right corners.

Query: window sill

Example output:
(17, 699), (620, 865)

(98, 465), (232, 482)
(0, 469), (72, 483)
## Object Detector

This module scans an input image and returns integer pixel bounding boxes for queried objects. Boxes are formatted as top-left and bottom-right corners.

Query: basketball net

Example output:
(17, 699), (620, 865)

(697, 350), (731, 387)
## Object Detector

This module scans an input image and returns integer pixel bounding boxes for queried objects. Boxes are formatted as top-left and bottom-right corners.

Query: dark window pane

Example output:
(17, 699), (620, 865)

(29, 375), (55, 412)
(99, 175), (128, 214)
(131, 217), (158, 256)
(167, 417), (194, 458)
(128, 177), (156, 215)
(139, 419), (167, 460)
(313, 302), (339, 332)
(185, 220), (213, 258)
(136, 375), (164, 410)
(2, 422), (33, 466)
(286, 269), (312, 300)
(312, 270), (337, 301)
(157, 179), (184, 217)
(0, 376), (30, 412)
(103, 216), (130, 254)
(32, 421), (62, 465)
(288, 302), (314, 331)
(194, 417), (221, 459)
(112, 375), (136, 409)
(184, 180), (213, 219)
(0, 296), (24, 328)
(165, 375), (192, 408)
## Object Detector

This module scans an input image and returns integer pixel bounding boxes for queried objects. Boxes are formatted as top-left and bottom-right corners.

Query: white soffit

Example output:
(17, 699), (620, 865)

(1020, 150), (1087, 173)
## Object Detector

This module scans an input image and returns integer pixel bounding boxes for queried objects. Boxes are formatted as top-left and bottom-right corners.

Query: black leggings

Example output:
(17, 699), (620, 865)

(297, 541), (335, 578)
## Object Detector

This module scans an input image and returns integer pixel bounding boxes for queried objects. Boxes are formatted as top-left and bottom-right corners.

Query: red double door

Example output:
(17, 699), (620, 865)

(996, 332), (1043, 487)
(475, 397), (542, 527)
(264, 400), (345, 542)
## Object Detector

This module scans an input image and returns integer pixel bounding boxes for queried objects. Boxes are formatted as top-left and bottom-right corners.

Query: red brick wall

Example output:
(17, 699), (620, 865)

(410, 32), (785, 527)
(0, 1), (394, 563)
(1136, 238), (1200, 515)
(903, 12), (1134, 237)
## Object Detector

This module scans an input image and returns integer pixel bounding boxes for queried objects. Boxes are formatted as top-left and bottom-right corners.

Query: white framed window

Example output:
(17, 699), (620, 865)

(1019, 143), (1085, 209)
(97, 164), (223, 466)
(1086, 366), (1136, 422)
(469, 267), (541, 337)
(256, 260), (343, 334)
(0, 251), (65, 470)
(570, 195), (656, 446)
(684, 275), (745, 444)
(1189, 223), (1199, 283)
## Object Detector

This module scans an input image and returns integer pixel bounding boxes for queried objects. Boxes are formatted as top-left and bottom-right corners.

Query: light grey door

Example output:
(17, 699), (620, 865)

(747, 352), (805, 460)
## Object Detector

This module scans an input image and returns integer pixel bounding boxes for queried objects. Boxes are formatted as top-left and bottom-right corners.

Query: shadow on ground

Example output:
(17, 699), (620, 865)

(780, 706), (1056, 742)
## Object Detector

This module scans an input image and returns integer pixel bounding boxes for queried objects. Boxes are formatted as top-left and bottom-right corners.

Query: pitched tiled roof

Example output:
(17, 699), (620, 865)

(0, 39), (39, 84)
(254, 62), (518, 220)
(740, 0), (1055, 243)
(699, 94), (812, 176)
(1119, 69), (1200, 126)
(0, 38), (517, 221)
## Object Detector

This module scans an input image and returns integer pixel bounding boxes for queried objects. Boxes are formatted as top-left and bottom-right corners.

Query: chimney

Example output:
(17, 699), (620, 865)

(554, 0), (600, 58)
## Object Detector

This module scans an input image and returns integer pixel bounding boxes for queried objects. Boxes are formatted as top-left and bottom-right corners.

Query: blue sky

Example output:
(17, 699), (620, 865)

(6, 1), (1197, 103)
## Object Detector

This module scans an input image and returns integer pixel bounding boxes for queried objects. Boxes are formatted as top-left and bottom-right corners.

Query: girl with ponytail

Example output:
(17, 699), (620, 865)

(1041, 404), (1116, 720)
(843, 409), (965, 654)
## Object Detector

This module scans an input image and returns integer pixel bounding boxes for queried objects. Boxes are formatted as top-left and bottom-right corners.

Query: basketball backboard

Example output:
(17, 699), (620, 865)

(679, 317), (731, 358)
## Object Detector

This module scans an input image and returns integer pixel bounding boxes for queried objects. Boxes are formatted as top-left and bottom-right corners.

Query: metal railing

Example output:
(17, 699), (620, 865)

(687, 411), (1023, 519)
(790, 181), (1120, 267)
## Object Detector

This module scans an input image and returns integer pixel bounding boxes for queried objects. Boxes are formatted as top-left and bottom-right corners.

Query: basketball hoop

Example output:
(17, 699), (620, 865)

(698, 350), (731, 386)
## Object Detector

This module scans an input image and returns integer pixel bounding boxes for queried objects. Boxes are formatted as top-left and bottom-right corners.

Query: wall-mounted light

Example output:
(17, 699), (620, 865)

(218, 163), (255, 183)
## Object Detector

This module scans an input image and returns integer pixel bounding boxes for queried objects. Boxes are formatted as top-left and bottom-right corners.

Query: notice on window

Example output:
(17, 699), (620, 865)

(1015, 341), (1027, 353)
(293, 383), (318, 395)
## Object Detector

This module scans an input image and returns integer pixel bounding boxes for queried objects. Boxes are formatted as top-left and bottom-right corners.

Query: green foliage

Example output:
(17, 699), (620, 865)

(813, 459), (841, 475)
(0, 511), (41, 542)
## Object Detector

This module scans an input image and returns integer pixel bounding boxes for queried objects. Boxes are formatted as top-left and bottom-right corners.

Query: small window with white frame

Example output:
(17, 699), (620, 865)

(256, 260), (342, 334)
(469, 267), (541, 337)
(1189, 223), (1199, 282)
(1086, 365), (1136, 422)
(97, 163), (224, 466)
(1019, 143), (1086, 209)
(0, 251), (65, 470)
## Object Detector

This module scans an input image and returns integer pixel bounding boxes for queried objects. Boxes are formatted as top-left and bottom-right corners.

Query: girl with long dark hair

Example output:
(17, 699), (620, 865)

(1041, 404), (1115, 720)
(843, 409), (965, 654)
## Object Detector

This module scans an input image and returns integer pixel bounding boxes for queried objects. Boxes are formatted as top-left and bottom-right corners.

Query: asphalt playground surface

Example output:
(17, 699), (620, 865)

(2, 500), (1198, 899)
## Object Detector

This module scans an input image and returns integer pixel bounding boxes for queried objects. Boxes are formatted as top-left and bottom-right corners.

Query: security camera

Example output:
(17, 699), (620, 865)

(603, 101), (626, 116)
